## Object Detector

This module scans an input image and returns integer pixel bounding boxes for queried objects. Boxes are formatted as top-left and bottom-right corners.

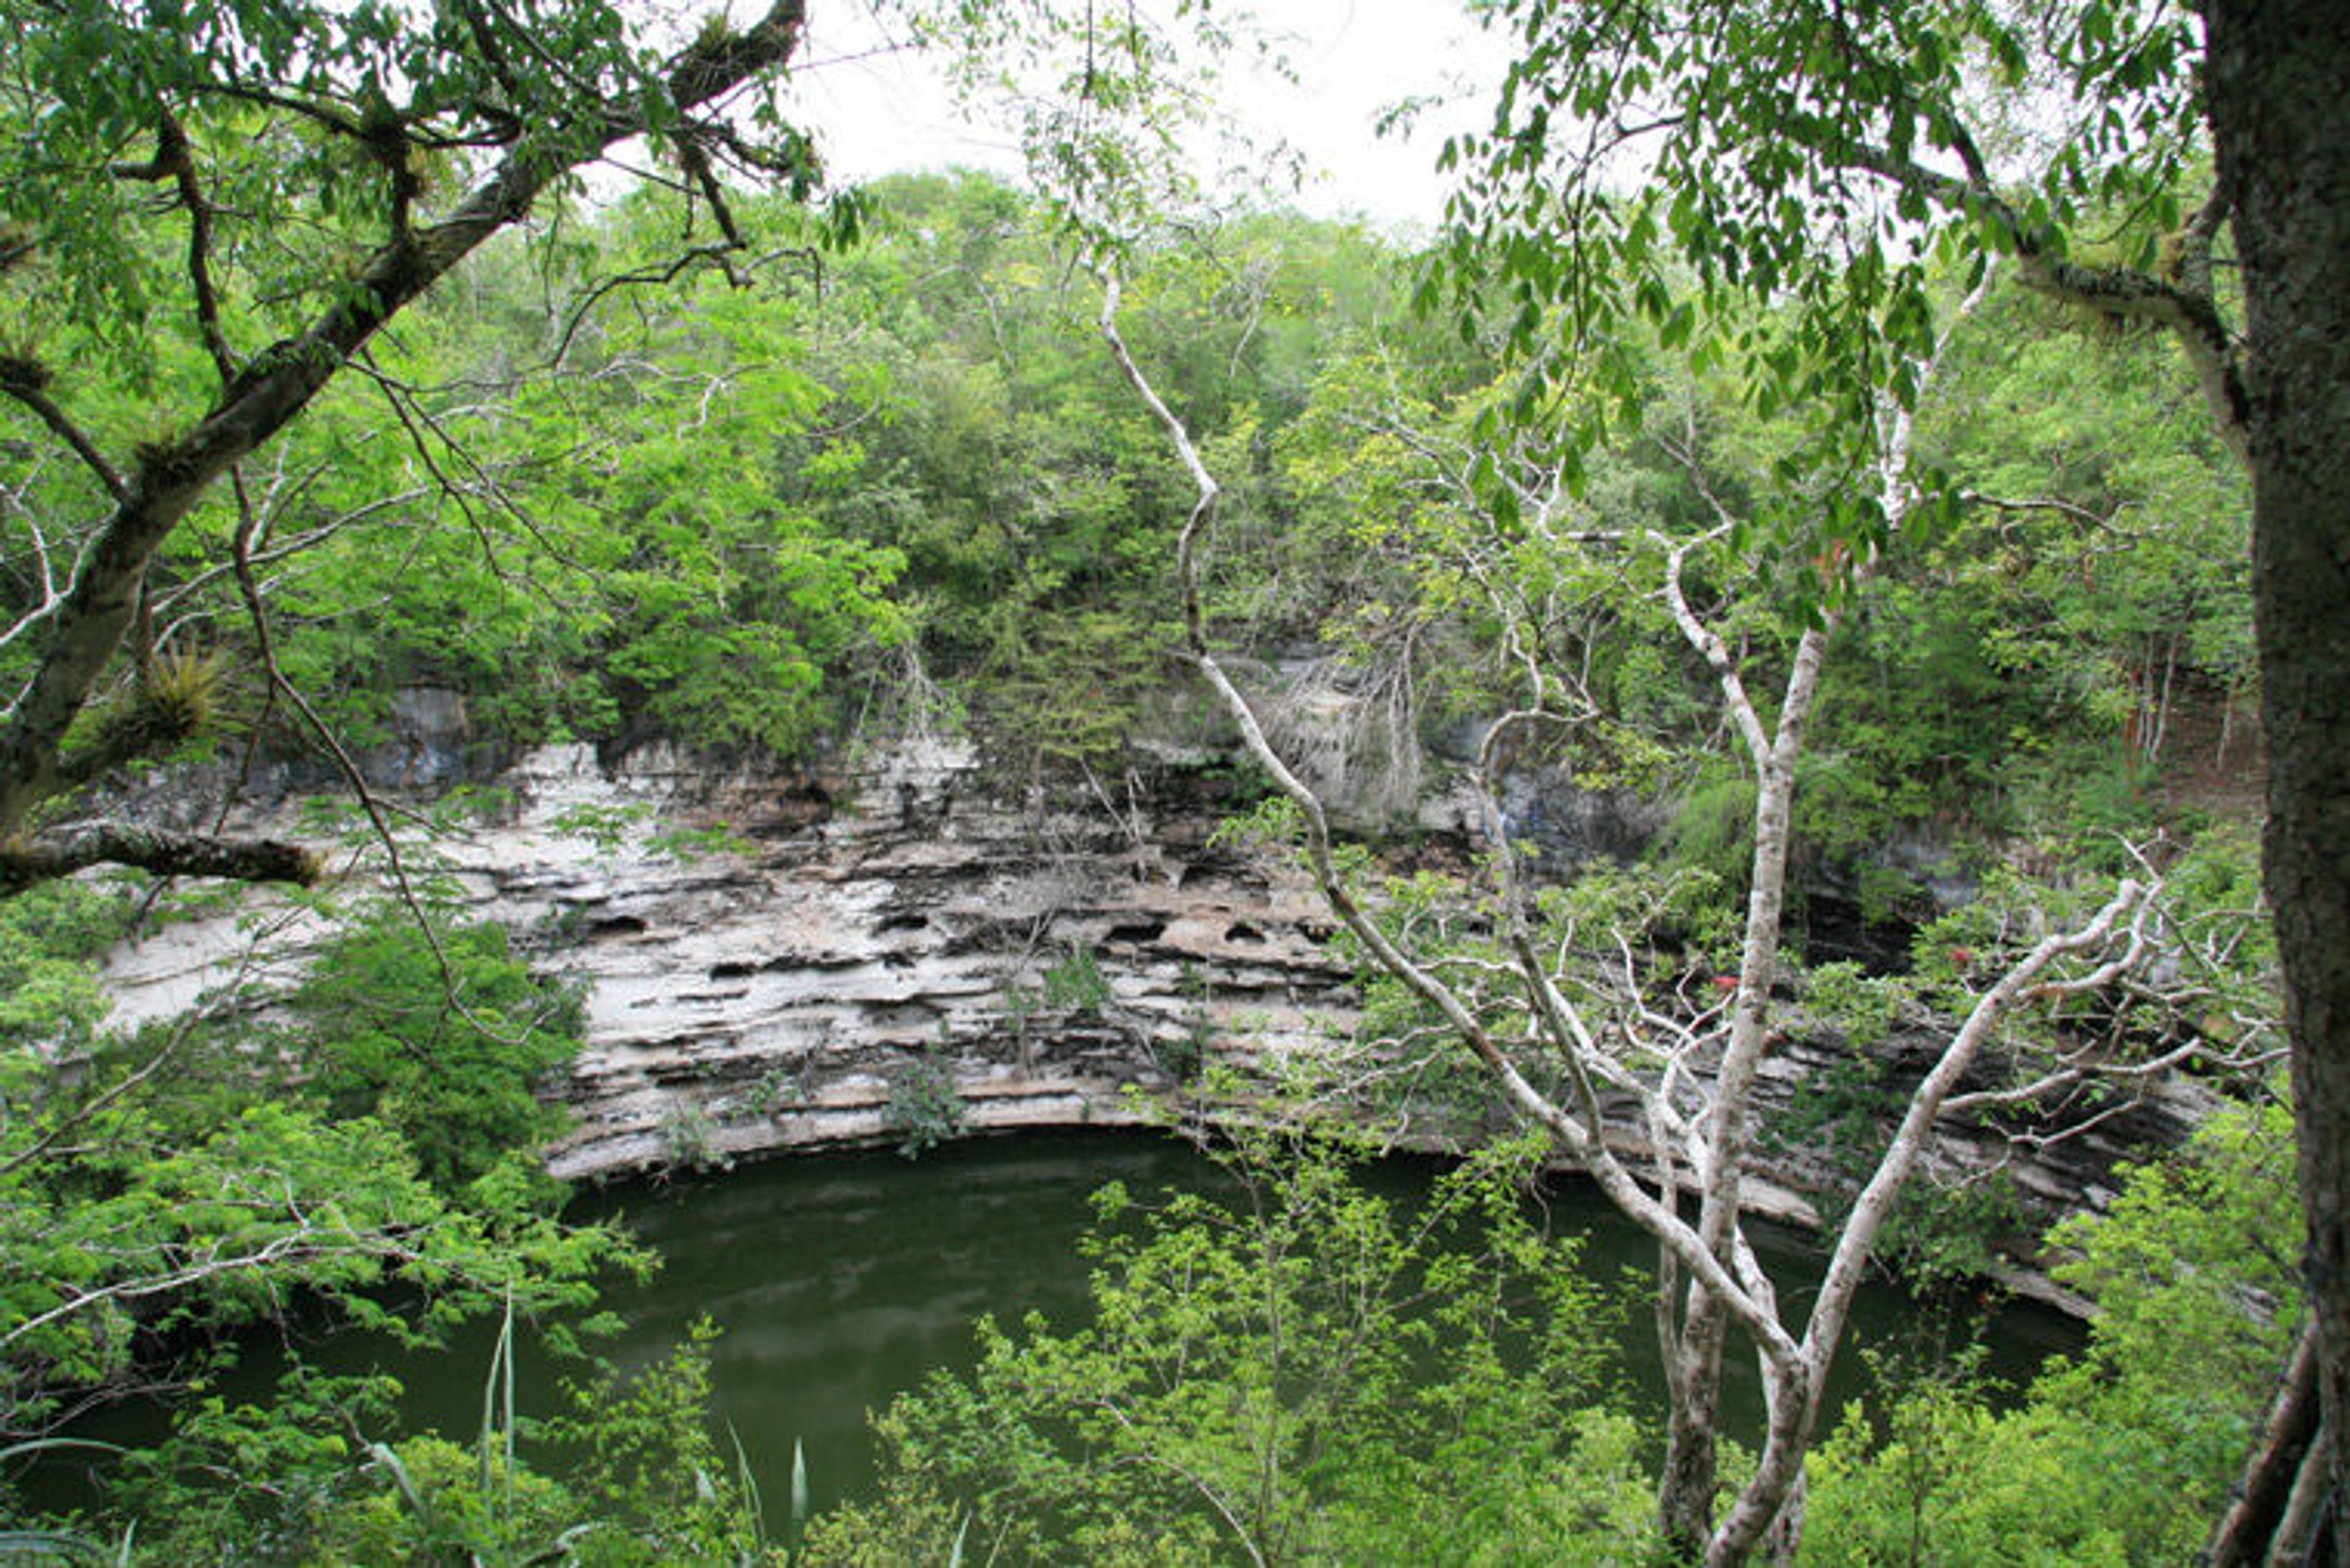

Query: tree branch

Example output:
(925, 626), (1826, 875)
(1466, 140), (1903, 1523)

(0, 367), (129, 504)
(156, 108), (239, 386)
(1802, 879), (2151, 1405)
(1843, 141), (2251, 463)
(185, 82), (365, 142)
(2, 1220), (418, 1354)
(1660, 526), (1773, 770)
(0, 823), (319, 894)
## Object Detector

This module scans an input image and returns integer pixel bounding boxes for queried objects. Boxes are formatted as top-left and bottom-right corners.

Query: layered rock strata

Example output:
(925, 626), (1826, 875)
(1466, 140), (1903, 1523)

(99, 723), (2213, 1299)
(103, 736), (1362, 1179)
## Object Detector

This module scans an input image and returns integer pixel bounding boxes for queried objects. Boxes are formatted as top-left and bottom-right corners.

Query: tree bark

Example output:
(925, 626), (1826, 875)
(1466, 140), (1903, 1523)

(1659, 1330), (1728, 1553)
(2269, 1430), (2337, 1568)
(1651, 529), (1836, 1554)
(2204, 5), (2350, 1562)
(2207, 1323), (2323, 1565)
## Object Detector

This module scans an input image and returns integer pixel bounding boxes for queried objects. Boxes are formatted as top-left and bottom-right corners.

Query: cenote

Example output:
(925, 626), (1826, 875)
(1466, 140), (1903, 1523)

(50, 1130), (2085, 1521)
(366, 1132), (2085, 1516)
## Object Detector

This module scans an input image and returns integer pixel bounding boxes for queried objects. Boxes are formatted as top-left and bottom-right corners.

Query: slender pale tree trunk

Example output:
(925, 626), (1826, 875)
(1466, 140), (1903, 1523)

(1656, 606), (1832, 1556)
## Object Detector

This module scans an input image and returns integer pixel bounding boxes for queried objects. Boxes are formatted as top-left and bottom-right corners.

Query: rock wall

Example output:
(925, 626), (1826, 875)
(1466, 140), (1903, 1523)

(97, 713), (2215, 1302)
(103, 734), (1364, 1179)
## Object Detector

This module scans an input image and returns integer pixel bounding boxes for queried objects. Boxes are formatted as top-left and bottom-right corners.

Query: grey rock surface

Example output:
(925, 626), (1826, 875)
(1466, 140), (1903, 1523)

(96, 711), (2214, 1308)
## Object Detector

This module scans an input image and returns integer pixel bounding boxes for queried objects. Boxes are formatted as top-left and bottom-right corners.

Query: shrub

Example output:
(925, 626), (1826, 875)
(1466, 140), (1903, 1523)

(808, 1133), (1655, 1565)
(884, 1046), (964, 1159)
(289, 906), (582, 1193)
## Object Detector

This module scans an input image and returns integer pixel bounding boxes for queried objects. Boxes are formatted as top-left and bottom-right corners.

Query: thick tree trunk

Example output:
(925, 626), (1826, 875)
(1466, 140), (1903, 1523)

(2204, 5), (2350, 1562)
(2207, 1323), (2322, 1564)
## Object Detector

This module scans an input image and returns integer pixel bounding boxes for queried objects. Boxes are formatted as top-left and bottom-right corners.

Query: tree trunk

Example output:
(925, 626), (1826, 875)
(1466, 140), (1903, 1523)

(2268, 1432), (2336, 1568)
(1659, 1296), (1729, 1553)
(2204, 6), (2350, 1561)
(2207, 1322), (2322, 1564)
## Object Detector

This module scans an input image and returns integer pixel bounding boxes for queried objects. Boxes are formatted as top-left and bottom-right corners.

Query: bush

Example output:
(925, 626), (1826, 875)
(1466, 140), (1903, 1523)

(288, 906), (583, 1193)
(884, 1046), (964, 1159)
(1804, 1100), (2300, 1564)
(808, 1133), (1655, 1565)
(1041, 944), (1111, 1014)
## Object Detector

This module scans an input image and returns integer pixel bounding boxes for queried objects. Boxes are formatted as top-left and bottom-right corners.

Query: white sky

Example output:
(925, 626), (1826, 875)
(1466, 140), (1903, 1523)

(780, 1), (1512, 234)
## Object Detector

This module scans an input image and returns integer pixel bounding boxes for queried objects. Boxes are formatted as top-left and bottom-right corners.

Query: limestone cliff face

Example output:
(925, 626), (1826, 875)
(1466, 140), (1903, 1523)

(516, 737), (1365, 1178)
(103, 734), (1365, 1179)
(98, 711), (2212, 1294)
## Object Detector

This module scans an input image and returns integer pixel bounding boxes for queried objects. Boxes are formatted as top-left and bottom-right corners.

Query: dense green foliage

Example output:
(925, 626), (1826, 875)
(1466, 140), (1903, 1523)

(281, 906), (582, 1194)
(287, 1327), (775, 1568)
(794, 1107), (2298, 1566)
(1805, 1102), (2300, 1564)
(1432, 0), (2209, 562)
(807, 1133), (1656, 1566)
(0, 880), (679, 1558)
(1284, 282), (2246, 864)
(69, 1319), (776, 1566)
(8, 163), (2232, 863)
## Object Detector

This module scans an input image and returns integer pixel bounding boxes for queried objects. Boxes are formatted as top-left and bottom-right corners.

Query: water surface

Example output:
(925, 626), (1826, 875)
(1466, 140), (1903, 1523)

(42, 1130), (2085, 1522)
(568, 1132), (2083, 1513)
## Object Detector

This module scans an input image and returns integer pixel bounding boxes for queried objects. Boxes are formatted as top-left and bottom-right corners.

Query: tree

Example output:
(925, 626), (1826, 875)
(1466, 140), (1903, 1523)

(1420, 1), (2341, 1555)
(1101, 255), (2253, 1562)
(807, 1132), (1655, 1566)
(2199, 7), (2350, 1559)
(1805, 1100), (2303, 1564)
(0, 879), (633, 1449)
(0, 0), (813, 887)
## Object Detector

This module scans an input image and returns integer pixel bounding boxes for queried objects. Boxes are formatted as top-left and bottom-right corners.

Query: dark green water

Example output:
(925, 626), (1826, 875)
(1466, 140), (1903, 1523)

(42, 1131), (2086, 1520)
(564, 1132), (2083, 1514)
(571, 1133), (1229, 1510)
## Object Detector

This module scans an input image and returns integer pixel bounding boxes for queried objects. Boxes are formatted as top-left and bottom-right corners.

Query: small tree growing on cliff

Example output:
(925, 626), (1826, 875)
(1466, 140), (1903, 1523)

(1100, 258), (2257, 1563)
